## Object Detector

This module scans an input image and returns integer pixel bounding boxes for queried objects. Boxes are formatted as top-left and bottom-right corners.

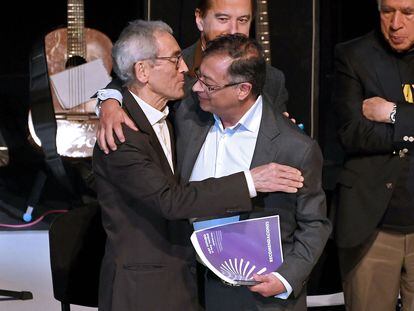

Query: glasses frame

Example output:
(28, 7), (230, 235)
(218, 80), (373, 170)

(194, 68), (249, 93)
(151, 52), (183, 70)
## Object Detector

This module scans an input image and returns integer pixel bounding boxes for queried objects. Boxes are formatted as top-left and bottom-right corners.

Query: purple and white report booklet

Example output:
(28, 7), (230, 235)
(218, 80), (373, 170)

(190, 215), (283, 285)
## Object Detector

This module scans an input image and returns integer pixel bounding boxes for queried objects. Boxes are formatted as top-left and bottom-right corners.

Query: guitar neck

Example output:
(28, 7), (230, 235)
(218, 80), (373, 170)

(67, 0), (86, 58)
(255, 0), (271, 64)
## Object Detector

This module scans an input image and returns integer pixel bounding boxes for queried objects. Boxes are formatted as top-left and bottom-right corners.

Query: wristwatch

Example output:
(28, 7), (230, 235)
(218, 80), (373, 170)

(389, 103), (397, 124)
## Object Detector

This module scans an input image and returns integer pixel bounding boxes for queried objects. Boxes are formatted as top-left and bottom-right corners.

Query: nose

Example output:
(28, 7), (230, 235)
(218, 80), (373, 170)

(192, 79), (204, 93)
(390, 11), (403, 30)
(229, 20), (239, 34)
(179, 58), (189, 73)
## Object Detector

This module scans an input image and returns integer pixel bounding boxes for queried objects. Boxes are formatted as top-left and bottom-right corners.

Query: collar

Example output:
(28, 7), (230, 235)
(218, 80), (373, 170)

(129, 91), (169, 126)
(213, 95), (263, 133)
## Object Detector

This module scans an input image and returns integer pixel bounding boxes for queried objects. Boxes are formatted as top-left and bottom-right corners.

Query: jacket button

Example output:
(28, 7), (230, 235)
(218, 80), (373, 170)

(409, 136), (414, 142)
(386, 183), (393, 189)
(404, 136), (409, 141)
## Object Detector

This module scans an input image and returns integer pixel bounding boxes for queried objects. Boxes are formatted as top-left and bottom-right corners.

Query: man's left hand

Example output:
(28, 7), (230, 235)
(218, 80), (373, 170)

(362, 96), (395, 123)
(248, 273), (286, 297)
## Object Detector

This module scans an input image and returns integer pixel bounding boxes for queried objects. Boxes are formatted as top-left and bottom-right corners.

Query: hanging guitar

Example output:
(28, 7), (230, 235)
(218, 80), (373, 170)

(28, 0), (112, 158)
(255, 0), (271, 65)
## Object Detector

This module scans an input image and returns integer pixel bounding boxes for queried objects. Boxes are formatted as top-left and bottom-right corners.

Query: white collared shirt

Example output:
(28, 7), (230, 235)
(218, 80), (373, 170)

(190, 96), (263, 193)
(129, 91), (174, 173)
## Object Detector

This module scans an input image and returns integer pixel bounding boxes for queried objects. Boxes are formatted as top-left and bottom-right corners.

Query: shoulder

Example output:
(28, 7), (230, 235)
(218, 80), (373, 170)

(265, 64), (285, 81)
(264, 106), (321, 166)
(335, 31), (379, 57)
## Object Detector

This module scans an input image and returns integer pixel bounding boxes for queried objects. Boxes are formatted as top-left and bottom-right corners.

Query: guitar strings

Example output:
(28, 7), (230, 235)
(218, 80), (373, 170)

(68, 0), (86, 113)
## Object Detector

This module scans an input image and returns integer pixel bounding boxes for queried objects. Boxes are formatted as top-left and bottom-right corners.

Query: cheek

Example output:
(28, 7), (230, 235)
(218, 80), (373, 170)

(380, 20), (390, 39)
(205, 23), (228, 39)
(409, 24), (414, 42)
(239, 24), (251, 36)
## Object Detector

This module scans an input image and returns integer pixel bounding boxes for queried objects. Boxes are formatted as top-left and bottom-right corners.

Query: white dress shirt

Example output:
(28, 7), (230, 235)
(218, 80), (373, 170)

(190, 95), (292, 299)
(129, 91), (174, 173)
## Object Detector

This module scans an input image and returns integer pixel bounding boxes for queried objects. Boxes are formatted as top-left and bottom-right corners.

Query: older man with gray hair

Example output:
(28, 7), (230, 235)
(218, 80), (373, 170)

(333, 0), (414, 310)
(93, 20), (303, 311)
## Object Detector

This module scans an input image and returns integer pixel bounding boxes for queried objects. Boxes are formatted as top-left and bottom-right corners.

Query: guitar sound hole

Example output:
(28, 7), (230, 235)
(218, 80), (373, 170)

(66, 55), (87, 68)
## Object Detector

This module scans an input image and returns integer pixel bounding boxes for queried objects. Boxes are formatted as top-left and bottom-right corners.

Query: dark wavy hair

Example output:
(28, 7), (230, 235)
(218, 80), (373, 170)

(203, 33), (266, 97)
(196, 0), (256, 19)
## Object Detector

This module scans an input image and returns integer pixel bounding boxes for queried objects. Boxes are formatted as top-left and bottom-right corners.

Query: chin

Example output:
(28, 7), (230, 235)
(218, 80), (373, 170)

(199, 102), (211, 113)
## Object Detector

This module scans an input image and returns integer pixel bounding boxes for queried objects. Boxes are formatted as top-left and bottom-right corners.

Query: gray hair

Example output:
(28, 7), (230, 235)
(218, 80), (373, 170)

(112, 19), (173, 86)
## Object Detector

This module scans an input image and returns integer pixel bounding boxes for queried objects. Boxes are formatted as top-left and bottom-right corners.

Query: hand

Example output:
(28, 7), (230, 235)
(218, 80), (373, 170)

(362, 97), (395, 123)
(97, 99), (138, 153)
(249, 273), (286, 297)
(250, 163), (303, 193)
(283, 111), (296, 124)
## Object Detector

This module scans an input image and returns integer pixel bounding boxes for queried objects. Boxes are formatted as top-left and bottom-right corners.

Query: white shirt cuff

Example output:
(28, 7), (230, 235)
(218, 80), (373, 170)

(95, 89), (123, 117)
(243, 170), (257, 198)
(271, 272), (293, 299)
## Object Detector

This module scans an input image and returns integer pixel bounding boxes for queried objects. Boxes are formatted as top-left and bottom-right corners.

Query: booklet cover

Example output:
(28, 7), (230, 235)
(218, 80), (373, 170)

(190, 215), (283, 286)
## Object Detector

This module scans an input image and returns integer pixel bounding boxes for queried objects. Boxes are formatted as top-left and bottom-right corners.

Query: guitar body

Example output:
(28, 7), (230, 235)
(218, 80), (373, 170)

(45, 27), (112, 116)
(28, 26), (113, 158)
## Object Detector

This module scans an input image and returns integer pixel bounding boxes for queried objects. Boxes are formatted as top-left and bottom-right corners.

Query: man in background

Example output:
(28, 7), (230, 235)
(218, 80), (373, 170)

(334, 0), (414, 309)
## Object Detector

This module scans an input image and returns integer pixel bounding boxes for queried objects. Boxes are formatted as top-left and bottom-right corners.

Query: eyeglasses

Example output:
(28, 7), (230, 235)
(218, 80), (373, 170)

(153, 53), (183, 70)
(194, 68), (248, 93)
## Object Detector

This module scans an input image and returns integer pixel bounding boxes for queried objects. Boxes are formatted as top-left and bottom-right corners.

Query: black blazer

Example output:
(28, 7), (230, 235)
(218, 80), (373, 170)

(174, 94), (331, 308)
(93, 90), (252, 311)
(334, 31), (414, 250)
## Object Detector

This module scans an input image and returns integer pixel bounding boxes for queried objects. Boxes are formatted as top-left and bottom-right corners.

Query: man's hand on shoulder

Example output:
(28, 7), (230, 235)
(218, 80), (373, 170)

(362, 96), (395, 123)
(97, 99), (138, 154)
(249, 273), (286, 297)
(283, 111), (296, 124)
(250, 163), (303, 193)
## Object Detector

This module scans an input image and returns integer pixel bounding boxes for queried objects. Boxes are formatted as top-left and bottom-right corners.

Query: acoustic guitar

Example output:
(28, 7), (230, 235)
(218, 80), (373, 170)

(28, 0), (112, 158)
(255, 0), (271, 65)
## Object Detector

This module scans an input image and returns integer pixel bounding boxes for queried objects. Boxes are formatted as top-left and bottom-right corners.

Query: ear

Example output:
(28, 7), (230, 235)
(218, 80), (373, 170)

(134, 61), (149, 84)
(195, 9), (204, 32)
(237, 82), (253, 101)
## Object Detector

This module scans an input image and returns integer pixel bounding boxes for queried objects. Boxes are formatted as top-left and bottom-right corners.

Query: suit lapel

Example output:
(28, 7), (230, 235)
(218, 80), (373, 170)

(372, 37), (405, 103)
(250, 97), (281, 169)
(166, 119), (177, 175)
(180, 94), (214, 181)
(123, 90), (174, 176)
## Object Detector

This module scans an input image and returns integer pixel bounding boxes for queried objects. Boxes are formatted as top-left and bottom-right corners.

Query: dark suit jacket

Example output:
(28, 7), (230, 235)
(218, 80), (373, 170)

(174, 94), (331, 309)
(334, 31), (414, 253)
(93, 90), (252, 311)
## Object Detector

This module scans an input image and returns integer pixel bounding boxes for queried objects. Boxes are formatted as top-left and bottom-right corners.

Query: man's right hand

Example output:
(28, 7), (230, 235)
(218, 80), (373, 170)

(250, 163), (304, 193)
(97, 99), (138, 153)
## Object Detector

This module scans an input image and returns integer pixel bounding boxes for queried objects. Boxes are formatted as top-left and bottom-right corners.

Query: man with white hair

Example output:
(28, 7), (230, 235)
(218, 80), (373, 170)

(334, 0), (414, 309)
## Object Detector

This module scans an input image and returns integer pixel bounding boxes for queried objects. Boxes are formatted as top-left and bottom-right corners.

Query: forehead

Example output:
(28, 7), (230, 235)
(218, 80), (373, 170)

(154, 31), (180, 54)
(207, 0), (252, 15)
(381, 0), (414, 8)
(200, 53), (233, 80)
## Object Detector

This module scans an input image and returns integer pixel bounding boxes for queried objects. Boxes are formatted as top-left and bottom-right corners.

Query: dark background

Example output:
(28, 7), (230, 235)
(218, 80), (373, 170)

(0, 0), (379, 304)
(0, 0), (379, 162)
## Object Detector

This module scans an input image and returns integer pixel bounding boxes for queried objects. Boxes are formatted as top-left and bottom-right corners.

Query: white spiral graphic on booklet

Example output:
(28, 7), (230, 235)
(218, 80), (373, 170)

(220, 258), (267, 280)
